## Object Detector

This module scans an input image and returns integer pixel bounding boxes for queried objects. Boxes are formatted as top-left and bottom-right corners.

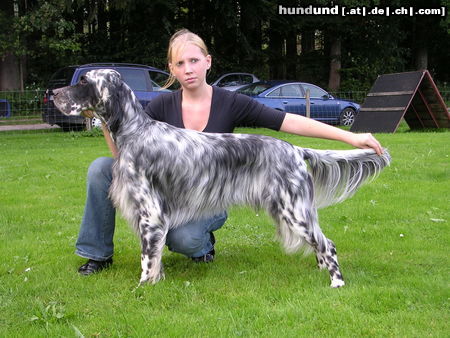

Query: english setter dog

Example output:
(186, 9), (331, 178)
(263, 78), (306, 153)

(53, 69), (390, 288)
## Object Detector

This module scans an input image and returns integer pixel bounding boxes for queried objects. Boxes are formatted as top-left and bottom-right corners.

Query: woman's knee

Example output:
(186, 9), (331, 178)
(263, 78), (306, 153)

(166, 227), (204, 257)
(87, 157), (114, 183)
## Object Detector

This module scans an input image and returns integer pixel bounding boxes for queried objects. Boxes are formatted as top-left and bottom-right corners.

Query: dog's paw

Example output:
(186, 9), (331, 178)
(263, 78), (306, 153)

(139, 270), (165, 285)
(330, 279), (345, 288)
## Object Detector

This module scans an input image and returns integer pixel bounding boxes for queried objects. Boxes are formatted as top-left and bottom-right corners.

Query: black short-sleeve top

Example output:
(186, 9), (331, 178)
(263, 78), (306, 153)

(144, 86), (286, 133)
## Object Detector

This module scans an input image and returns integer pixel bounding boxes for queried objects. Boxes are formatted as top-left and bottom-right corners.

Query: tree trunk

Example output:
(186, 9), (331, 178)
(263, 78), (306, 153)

(269, 21), (284, 79)
(286, 31), (297, 80)
(415, 47), (428, 70)
(328, 36), (341, 91)
(301, 30), (315, 54)
(413, 17), (429, 70)
(0, 0), (22, 90)
(239, 0), (262, 72)
(0, 53), (22, 91)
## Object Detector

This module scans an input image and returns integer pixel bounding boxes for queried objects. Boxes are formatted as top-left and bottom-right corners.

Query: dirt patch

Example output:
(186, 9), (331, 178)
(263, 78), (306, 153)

(0, 124), (60, 131)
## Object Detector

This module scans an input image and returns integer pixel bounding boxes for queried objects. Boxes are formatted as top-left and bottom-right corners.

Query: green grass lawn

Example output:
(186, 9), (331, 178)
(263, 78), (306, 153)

(0, 127), (448, 337)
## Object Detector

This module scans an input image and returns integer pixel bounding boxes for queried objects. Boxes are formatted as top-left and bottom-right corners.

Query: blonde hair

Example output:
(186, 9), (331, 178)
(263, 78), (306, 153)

(162, 29), (210, 89)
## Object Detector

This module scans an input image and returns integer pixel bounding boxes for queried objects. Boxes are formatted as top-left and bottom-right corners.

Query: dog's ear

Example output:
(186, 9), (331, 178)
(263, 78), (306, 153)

(105, 70), (122, 83)
(105, 84), (123, 134)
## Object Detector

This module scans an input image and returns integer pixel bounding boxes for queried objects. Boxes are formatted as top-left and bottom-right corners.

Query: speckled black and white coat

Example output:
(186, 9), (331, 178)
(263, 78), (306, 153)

(53, 69), (391, 288)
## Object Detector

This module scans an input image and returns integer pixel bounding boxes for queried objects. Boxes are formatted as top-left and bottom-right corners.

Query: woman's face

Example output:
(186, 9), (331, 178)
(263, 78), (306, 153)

(169, 43), (211, 90)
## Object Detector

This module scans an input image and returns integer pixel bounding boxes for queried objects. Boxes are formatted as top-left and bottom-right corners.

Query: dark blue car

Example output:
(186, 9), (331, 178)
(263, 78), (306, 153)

(42, 63), (171, 130)
(237, 81), (359, 126)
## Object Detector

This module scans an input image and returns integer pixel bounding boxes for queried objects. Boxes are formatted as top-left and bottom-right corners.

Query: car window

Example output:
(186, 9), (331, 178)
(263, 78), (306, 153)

(301, 84), (328, 98)
(240, 75), (254, 85)
(151, 70), (179, 90)
(48, 67), (76, 89)
(151, 80), (162, 89)
(118, 69), (149, 91)
(149, 71), (168, 87)
(238, 83), (271, 96)
(218, 74), (241, 87)
(266, 88), (281, 97)
(279, 84), (303, 97)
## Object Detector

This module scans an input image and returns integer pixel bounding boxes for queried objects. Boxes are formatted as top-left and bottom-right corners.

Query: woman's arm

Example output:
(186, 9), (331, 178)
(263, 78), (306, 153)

(280, 113), (383, 155)
(101, 124), (119, 158)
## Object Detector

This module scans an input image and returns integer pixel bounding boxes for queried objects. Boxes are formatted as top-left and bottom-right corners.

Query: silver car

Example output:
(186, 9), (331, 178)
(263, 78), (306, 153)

(211, 72), (260, 91)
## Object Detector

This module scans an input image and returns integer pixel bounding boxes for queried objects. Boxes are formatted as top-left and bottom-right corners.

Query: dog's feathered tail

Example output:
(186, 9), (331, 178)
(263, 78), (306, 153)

(302, 148), (391, 209)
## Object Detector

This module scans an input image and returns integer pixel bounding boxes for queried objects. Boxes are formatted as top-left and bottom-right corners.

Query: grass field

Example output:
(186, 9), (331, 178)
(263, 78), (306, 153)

(0, 127), (448, 337)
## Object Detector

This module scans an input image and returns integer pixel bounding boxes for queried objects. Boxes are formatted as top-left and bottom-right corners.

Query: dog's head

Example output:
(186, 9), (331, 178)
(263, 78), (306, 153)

(53, 69), (122, 121)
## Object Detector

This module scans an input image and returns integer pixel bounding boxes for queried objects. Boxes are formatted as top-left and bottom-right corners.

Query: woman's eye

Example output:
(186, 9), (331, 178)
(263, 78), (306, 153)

(174, 58), (199, 67)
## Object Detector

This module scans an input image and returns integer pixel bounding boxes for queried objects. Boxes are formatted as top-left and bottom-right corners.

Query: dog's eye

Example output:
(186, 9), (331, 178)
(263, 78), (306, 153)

(80, 76), (88, 85)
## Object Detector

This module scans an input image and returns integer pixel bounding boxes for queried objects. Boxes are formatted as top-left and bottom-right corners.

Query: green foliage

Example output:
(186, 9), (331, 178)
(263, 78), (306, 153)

(0, 0), (449, 88)
(5, 0), (80, 56)
(0, 128), (448, 336)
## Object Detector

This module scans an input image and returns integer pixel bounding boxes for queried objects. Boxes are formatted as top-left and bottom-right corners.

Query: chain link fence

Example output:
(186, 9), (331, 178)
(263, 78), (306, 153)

(1, 89), (448, 133)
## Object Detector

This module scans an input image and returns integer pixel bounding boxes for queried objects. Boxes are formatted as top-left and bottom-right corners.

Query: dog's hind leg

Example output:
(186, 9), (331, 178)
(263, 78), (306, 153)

(314, 237), (344, 288)
(270, 189), (345, 288)
(278, 210), (344, 288)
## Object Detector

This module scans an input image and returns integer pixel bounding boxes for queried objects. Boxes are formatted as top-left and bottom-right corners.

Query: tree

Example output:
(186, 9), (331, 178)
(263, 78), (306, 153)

(1, 0), (448, 90)
(0, 0), (81, 90)
(0, 0), (24, 90)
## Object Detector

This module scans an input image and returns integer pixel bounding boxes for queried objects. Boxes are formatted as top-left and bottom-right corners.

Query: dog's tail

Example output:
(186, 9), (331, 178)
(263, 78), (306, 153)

(301, 148), (391, 208)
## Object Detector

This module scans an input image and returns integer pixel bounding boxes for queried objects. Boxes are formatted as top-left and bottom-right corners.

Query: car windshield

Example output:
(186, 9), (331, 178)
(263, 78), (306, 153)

(237, 83), (272, 96)
(48, 67), (76, 89)
(77, 68), (150, 91)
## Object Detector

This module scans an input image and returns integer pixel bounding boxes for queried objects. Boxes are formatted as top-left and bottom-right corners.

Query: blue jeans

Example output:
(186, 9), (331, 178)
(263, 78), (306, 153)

(75, 157), (227, 261)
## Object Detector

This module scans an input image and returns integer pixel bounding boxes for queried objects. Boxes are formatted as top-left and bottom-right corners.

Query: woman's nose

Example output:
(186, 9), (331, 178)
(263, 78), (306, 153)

(184, 63), (192, 74)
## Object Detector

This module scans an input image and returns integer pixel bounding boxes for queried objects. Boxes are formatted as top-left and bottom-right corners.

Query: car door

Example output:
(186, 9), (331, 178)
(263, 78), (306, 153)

(264, 84), (306, 114)
(301, 83), (340, 123)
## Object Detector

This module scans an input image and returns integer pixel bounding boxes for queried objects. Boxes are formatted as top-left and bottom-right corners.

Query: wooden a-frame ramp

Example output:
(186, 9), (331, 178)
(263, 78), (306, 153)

(351, 70), (449, 133)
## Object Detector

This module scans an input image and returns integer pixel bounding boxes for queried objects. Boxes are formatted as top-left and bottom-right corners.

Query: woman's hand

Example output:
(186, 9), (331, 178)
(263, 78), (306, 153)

(280, 113), (384, 155)
(347, 133), (384, 155)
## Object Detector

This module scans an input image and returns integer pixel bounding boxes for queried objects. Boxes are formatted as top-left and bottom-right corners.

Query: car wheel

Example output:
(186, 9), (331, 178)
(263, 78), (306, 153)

(339, 108), (356, 126)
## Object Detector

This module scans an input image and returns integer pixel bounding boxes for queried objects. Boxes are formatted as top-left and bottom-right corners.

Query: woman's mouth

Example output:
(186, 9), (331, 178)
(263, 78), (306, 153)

(185, 77), (197, 83)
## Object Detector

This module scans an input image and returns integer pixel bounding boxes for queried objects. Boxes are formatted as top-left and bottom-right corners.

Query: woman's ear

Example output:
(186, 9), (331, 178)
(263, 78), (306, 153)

(206, 55), (212, 69)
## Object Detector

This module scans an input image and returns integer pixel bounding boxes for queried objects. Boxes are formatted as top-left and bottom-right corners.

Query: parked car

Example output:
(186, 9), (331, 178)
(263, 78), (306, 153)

(237, 81), (360, 126)
(211, 72), (260, 91)
(42, 63), (171, 131)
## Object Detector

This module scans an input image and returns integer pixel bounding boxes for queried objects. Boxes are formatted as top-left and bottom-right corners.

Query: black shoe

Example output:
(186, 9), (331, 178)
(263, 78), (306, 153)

(78, 258), (113, 275)
(192, 233), (215, 263)
(192, 250), (215, 263)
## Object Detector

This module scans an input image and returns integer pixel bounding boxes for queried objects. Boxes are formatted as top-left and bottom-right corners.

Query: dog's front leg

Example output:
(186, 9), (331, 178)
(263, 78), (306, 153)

(138, 220), (168, 285)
